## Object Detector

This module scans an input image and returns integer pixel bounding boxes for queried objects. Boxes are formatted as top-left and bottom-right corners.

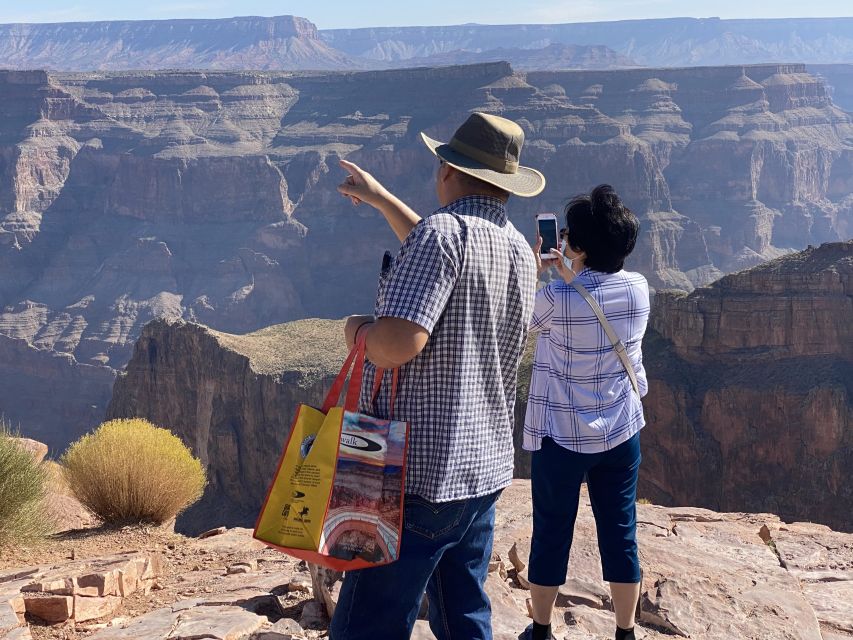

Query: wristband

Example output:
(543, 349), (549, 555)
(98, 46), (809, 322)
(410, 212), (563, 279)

(354, 320), (374, 343)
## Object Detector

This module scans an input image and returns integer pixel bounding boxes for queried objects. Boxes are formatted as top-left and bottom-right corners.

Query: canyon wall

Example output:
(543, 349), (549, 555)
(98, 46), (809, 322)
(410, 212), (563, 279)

(322, 17), (853, 67)
(811, 64), (853, 112)
(107, 318), (348, 533)
(0, 15), (357, 71)
(0, 62), (851, 450)
(6, 15), (853, 72)
(107, 243), (852, 534)
(636, 241), (852, 532)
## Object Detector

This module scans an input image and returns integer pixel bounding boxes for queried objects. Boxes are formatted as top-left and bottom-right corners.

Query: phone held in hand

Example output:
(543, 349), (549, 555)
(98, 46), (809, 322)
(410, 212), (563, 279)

(536, 213), (559, 260)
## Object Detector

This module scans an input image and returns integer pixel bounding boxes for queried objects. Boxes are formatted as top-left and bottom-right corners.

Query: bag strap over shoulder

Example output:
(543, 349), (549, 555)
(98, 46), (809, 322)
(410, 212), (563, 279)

(569, 280), (640, 396)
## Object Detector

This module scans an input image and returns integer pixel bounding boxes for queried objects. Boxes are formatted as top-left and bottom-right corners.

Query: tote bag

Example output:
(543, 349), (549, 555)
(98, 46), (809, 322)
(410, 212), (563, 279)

(253, 336), (408, 571)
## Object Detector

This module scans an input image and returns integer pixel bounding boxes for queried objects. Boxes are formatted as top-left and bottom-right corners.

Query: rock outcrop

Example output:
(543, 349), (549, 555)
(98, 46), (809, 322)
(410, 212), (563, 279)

(0, 16), (357, 71)
(109, 245), (851, 534)
(639, 241), (853, 532)
(1, 62), (851, 451)
(811, 63), (853, 112)
(107, 319), (348, 533)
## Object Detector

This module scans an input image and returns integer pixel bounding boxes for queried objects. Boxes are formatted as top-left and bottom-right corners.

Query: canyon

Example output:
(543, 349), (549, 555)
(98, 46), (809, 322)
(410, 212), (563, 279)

(3, 15), (853, 71)
(1, 62), (851, 449)
(0, 16), (356, 71)
(322, 17), (853, 67)
(106, 242), (852, 535)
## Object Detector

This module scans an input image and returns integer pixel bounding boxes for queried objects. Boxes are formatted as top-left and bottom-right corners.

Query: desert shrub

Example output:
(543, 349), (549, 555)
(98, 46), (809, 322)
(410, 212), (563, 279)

(0, 419), (52, 546)
(62, 418), (206, 525)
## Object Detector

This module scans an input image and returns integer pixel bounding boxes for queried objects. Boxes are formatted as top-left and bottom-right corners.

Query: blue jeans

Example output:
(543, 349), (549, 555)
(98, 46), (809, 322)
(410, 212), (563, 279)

(329, 490), (501, 640)
(529, 433), (642, 586)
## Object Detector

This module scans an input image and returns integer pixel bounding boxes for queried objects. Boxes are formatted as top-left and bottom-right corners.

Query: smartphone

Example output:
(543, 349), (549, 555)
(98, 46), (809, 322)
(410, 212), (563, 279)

(536, 213), (559, 260)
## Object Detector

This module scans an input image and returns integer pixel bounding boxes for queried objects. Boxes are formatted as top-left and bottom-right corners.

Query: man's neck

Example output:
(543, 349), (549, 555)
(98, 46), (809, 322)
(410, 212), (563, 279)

(441, 191), (508, 207)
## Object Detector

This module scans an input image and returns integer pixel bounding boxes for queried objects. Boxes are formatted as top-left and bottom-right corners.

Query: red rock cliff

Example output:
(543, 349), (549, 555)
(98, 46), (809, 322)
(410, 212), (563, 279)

(641, 241), (852, 532)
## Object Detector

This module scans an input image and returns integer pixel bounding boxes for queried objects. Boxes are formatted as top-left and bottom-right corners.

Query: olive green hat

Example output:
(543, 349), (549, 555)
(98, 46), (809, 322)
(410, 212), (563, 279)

(421, 112), (546, 197)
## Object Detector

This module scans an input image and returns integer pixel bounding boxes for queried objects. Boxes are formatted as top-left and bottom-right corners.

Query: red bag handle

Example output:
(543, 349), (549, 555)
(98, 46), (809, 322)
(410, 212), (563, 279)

(322, 336), (400, 417)
(371, 368), (399, 419)
(321, 335), (367, 414)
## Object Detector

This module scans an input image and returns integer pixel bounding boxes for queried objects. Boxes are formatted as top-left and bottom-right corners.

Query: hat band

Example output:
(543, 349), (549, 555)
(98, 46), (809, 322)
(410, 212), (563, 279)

(448, 137), (519, 174)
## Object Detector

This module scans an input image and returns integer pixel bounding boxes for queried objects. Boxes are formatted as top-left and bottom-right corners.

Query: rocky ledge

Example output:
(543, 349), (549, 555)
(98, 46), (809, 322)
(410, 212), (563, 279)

(1, 482), (851, 640)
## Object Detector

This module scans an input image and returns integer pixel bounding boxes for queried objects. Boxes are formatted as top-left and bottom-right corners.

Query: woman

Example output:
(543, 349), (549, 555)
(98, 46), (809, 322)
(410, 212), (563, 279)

(522, 185), (650, 640)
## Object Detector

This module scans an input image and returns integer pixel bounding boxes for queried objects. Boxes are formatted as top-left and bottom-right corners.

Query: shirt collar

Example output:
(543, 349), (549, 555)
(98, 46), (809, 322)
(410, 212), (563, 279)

(575, 266), (594, 279)
(440, 195), (508, 226)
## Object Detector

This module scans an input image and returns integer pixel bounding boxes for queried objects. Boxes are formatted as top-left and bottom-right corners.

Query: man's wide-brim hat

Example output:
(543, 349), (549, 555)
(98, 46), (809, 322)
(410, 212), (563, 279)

(421, 112), (546, 197)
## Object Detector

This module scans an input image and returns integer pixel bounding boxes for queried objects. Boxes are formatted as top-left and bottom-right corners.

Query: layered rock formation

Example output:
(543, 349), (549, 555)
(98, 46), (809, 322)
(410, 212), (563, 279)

(6, 15), (853, 72)
(109, 244), (851, 534)
(399, 43), (637, 70)
(323, 17), (853, 67)
(811, 64), (853, 112)
(1, 62), (851, 450)
(0, 16), (357, 71)
(107, 319), (348, 533)
(640, 241), (853, 532)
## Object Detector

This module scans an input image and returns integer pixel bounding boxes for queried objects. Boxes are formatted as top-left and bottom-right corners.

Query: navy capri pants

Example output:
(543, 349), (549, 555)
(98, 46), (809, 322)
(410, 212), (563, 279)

(528, 432), (642, 586)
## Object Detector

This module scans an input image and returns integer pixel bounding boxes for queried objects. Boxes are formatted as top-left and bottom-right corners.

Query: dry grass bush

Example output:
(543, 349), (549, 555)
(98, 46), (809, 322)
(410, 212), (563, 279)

(62, 418), (206, 526)
(0, 419), (52, 546)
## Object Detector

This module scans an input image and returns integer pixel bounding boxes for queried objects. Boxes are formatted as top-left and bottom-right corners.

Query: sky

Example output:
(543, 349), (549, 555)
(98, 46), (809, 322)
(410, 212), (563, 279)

(0, 0), (850, 28)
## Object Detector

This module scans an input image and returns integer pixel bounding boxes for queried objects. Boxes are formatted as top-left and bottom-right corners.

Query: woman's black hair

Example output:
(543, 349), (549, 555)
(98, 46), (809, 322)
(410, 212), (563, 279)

(563, 184), (639, 273)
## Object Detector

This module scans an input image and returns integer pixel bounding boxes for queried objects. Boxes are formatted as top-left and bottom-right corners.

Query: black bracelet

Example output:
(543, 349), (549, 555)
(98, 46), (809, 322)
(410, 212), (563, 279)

(354, 320), (374, 343)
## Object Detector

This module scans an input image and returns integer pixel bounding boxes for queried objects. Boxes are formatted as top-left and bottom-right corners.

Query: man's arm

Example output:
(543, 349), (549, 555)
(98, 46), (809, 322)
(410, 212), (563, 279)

(363, 318), (429, 369)
(337, 159), (421, 243)
(344, 219), (460, 369)
(344, 316), (429, 369)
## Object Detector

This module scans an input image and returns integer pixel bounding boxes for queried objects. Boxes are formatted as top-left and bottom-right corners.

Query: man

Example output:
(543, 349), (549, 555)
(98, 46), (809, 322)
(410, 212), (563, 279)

(332, 112), (544, 639)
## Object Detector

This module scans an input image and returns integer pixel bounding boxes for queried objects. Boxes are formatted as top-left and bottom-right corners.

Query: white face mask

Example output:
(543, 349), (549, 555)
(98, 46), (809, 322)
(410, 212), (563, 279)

(560, 240), (578, 275)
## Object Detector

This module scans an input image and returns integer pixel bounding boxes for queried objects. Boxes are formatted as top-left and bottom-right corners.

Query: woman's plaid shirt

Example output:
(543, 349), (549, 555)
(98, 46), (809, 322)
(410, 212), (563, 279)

(523, 268), (650, 454)
(360, 195), (537, 502)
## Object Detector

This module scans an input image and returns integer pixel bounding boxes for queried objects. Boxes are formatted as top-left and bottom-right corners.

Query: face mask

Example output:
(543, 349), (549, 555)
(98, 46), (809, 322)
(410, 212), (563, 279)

(560, 240), (577, 275)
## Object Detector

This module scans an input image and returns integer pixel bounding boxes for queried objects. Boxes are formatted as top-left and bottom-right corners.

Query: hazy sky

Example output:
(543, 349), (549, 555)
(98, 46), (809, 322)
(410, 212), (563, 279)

(0, 0), (850, 28)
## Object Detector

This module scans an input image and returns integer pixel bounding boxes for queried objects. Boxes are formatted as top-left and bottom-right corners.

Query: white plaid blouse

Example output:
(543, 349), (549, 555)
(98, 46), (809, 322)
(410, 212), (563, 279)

(361, 195), (537, 502)
(523, 268), (650, 453)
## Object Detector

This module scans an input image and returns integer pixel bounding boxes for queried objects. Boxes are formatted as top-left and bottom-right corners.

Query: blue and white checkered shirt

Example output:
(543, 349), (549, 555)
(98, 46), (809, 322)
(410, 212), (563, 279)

(523, 268), (650, 453)
(360, 195), (537, 502)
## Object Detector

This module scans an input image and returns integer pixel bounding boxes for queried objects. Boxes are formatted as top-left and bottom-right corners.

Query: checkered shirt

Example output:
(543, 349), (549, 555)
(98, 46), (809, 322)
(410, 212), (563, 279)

(360, 195), (537, 502)
(523, 268), (650, 454)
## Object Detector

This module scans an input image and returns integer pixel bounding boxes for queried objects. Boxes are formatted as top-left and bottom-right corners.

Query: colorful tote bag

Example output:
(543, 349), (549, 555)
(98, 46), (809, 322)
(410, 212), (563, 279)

(253, 336), (408, 571)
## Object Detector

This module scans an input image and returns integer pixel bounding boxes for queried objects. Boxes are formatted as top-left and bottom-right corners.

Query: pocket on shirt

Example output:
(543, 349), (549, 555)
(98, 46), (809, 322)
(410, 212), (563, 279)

(404, 494), (466, 540)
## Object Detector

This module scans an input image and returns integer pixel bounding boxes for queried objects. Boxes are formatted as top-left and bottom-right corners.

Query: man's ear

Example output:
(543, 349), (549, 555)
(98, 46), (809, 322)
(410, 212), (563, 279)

(440, 163), (455, 184)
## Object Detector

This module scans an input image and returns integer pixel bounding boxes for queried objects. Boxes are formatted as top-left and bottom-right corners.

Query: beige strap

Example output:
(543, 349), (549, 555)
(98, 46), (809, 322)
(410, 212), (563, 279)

(570, 280), (640, 396)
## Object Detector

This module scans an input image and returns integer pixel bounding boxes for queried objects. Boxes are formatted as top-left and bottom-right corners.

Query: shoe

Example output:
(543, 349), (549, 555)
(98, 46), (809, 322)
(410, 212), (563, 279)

(520, 623), (554, 640)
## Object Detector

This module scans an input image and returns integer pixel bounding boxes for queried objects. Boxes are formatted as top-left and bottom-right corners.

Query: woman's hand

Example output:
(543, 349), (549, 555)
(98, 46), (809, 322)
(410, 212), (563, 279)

(338, 160), (391, 209)
(552, 248), (579, 284)
(532, 236), (549, 277)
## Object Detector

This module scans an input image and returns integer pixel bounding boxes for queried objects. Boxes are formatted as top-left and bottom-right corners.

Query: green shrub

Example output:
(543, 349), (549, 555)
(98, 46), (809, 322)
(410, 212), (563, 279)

(0, 420), (52, 546)
(62, 418), (206, 525)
